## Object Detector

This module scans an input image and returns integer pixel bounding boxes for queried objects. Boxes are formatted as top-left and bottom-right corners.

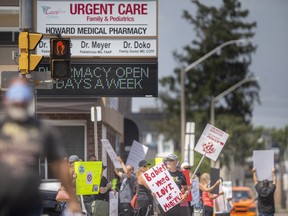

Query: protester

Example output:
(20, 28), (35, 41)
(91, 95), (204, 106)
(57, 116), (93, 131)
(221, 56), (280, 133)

(180, 162), (193, 215)
(92, 162), (111, 216)
(200, 173), (223, 216)
(136, 160), (154, 216)
(0, 78), (81, 215)
(252, 167), (276, 216)
(160, 154), (190, 216)
(114, 156), (137, 216)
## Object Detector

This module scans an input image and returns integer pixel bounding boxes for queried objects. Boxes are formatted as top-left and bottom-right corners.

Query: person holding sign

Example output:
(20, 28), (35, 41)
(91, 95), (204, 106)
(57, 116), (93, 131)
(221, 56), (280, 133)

(160, 154), (189, 216)
(114, 156), (137, 216)
(136, 160), (154, 216)
(252, 168), (276, 216)
(200, 173), (223, 216)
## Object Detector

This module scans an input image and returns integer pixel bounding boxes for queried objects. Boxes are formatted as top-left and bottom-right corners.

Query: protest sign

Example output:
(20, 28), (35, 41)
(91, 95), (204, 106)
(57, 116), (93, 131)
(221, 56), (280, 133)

(142, 162), (182, 212)
(214, 181), (233, 213)
(210, 168), (220, 194)
(74, 161), (102, 195)
(253, 150), (274, 180)
(194, 124), (229, 161)
(190, 177), (200, 206)
(126, 140), (149, 170)
(109, 191), (118, 216)
(101, 139), (122, 169)
(155, 157), (163, 165)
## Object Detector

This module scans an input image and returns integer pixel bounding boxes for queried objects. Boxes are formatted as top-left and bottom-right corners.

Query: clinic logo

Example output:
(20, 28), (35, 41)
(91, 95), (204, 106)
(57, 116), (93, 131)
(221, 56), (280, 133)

(41, 6), (65, 17)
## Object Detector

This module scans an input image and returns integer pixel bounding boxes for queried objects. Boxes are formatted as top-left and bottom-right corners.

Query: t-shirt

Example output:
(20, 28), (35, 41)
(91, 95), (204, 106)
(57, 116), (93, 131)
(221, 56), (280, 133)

(0, 116), (66, 213)
(119, 173), (137, 203)
(255, 182), (276, 214)
(169, 170), (187, 190)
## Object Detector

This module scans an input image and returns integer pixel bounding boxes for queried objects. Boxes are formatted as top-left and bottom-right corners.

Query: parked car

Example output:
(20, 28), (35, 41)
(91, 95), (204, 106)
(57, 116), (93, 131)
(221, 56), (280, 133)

(39, 180), (62, 216)
(230, 186), (257, 216)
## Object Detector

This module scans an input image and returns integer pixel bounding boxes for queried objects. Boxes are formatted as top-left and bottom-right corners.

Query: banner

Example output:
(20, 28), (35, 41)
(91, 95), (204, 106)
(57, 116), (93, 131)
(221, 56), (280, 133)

(142, 162), (182, 212)
(101, 139), (122, 169)
(126, 140), (149, 170)
(74, 161), (102, 195)
(194, 124), (229, 161)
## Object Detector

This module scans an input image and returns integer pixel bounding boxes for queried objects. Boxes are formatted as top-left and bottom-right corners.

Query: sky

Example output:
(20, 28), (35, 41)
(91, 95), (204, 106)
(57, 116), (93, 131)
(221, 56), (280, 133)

(132, 0), (288, 129)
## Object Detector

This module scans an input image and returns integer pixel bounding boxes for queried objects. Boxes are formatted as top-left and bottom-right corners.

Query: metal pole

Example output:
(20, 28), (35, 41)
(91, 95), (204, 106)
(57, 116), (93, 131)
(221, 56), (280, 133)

(210, 97), (215, 126)
(94, 107), (98, 160)
(180, 68), (186, 161)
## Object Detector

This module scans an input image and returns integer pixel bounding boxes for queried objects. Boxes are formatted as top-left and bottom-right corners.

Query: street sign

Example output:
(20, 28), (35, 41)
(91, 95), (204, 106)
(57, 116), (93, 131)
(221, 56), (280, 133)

(36, 62), (158, 97)
(35, 0), (158, 57)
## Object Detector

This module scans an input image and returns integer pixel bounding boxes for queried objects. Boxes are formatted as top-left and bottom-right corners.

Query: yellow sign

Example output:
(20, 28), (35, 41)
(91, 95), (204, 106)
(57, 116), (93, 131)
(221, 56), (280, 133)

(155, 157), (163, 165)
(74, 161), (102, 195)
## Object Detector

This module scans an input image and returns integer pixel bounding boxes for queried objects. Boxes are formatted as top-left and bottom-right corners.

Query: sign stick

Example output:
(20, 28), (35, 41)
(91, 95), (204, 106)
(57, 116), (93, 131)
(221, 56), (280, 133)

(192, 153), (206, 178)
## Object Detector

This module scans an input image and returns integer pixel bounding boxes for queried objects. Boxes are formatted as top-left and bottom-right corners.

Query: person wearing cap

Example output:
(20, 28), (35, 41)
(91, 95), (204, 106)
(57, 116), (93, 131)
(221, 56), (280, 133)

(0, 78), (81, 215)
(136, 160), (153, 216)
(180, 162), (193, 215)
(160, 154), (189, 216)
(91, 158), (111, 216)
(114, 156), (136, 216)
(252, 167), (276, 216)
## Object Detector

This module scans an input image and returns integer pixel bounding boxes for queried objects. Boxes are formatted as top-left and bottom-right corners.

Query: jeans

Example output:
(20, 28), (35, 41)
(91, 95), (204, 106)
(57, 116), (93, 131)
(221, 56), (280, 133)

(259, 213), (274, 216)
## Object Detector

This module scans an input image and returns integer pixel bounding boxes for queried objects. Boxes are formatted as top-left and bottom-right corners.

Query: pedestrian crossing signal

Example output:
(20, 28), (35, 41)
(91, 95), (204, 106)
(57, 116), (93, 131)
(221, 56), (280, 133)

(50, 38), (71, 79)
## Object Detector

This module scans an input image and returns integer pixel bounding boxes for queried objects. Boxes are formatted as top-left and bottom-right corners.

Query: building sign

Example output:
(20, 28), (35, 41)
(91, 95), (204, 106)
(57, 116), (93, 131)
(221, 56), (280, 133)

(35, 0), (158, 57)
(36, 62), (158, 97)
(194, 124), (229, 161)
(142, 162), (182, 212)
(37, 38), (157, 57)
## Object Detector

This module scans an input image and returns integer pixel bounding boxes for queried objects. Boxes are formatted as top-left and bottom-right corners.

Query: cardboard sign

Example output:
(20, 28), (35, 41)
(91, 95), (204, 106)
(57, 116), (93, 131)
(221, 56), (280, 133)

(74, 161), (102, 195)
(253, 150), (274, 181)
(190, 177), (200, 206)
(101, 139), (122, 169)
(126, 140), (149, 170)
(142, 162), (182, 212)
(210, 168), (220, 194)
(194, 124), (229, 161)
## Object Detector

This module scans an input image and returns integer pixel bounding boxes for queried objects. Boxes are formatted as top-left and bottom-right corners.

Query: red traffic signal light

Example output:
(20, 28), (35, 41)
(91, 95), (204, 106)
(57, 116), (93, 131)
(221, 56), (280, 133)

(50, 38), (71, 79)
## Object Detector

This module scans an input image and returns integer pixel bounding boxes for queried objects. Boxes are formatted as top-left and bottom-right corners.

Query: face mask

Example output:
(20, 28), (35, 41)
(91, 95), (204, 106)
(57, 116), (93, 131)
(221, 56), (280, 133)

(7, 105), (30, 122)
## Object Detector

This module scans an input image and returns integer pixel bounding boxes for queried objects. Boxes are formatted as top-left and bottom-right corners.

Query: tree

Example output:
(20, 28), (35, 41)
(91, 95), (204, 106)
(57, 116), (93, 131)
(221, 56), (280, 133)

(158, 0), (260, 166)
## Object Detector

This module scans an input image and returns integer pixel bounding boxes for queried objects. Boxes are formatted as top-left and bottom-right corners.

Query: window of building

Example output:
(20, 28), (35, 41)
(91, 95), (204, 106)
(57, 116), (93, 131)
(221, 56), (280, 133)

(39, 120), (87, 179)
(0, 30), (19, 45)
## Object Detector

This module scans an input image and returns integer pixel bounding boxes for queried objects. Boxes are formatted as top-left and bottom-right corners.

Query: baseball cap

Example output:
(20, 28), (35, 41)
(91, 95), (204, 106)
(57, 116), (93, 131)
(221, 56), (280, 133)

(68, 155), (80, 163)
(165, 154), (178, 161)
(181, 162), (191, 169)
(6, 81), (33, 103)
(138, 160), (150, 168)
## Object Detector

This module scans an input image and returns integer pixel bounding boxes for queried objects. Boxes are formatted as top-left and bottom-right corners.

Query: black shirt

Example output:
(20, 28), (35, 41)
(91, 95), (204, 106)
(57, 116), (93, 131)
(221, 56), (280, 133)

(255, 182), (276, 214)
(93, 176), (110, 201)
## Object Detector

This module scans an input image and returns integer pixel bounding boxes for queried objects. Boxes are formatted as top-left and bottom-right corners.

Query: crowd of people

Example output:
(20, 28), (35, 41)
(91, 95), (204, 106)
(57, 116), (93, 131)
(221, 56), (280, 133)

(0, 78), (277, 216)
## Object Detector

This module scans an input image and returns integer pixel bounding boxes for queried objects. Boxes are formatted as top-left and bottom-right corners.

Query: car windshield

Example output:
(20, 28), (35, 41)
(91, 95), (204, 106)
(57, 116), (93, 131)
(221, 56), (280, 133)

(233, 190), (251, 201)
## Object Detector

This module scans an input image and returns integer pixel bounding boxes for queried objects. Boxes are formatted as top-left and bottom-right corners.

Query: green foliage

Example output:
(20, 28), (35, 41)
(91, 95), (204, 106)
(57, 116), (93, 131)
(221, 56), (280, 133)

(158, 0), (261, 168)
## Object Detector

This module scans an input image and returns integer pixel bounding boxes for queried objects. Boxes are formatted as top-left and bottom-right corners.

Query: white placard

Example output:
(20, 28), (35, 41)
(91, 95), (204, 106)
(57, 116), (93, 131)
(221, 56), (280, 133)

(142, 162), (182, 212)
(190, 177), (200, 206)
(109, 191), (118, 216)
(253, 150), (274, 181)
(36, 0), (157, 37)
(194, 124), (229, 161)
(222, 181), (232, 199)
(101, 139), (122, 169)
(37, 38), (157, 57)
(126, 140), (148, 170)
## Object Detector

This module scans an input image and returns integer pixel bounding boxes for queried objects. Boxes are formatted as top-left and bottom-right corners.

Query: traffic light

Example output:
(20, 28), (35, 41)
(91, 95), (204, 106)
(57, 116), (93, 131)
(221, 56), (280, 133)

(50, 38), (71, 79)
(18, 32), (43, 74)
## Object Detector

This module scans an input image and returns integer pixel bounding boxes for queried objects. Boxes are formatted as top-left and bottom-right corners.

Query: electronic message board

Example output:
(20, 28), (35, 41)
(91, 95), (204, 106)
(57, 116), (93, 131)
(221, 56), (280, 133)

(36, 63), (158, 97)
